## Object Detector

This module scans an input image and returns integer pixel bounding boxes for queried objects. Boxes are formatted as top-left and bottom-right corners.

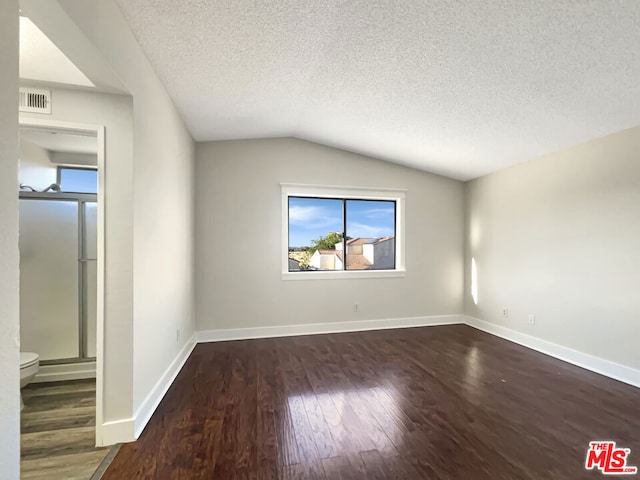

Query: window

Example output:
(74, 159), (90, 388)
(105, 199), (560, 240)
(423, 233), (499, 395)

(282, 184), (405, 279)
(57, 166), (98, 194)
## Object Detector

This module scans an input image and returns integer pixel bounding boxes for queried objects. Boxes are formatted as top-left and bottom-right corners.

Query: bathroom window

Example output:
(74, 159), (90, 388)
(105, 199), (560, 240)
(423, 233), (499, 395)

(57, 166), (98, 194)
(282, 184), (406, 280)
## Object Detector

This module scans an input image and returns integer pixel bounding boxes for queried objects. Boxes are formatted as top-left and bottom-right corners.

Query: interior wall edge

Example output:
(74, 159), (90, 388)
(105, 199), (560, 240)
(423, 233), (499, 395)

(99, 333), (198, 446)
(0, 0), (20, 477)
(101, 418), (135, 447)
(464, 315), (640, 389)
(132, 333), (198, 441)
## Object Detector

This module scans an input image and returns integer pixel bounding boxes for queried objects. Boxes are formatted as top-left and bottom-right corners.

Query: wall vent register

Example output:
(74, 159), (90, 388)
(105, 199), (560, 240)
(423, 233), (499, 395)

(19, 87), (52, 114)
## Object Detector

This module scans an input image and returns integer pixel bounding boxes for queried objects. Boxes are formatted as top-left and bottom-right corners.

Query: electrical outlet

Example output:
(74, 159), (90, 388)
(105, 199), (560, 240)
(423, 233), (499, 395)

(502, 308), (509, 318)
(353, 303), (359, 312)
(528, 314), (536, 325)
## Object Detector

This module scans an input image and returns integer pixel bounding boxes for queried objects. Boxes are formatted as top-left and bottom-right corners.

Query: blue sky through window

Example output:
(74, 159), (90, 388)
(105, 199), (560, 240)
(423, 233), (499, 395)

(59, 168), (98, 194)
(346, 200), (395, 239)
(288, 197), (395, 248)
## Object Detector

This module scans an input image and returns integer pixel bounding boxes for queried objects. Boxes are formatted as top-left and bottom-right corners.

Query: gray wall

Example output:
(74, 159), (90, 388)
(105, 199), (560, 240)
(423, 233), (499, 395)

(195, 138), (465, 331)
(465, 126), (640, 371)
(0, 0), (20, 477)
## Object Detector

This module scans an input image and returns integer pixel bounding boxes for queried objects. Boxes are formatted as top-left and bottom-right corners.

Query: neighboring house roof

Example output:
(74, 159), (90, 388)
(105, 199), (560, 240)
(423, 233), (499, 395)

(347, 237), (394, 246)
(346, 238), (375, 246)
(374, 236), (393, 245)
(288, 257), (301, 271)
(345, 254), (370, 270)
(318, 249), (343, 261)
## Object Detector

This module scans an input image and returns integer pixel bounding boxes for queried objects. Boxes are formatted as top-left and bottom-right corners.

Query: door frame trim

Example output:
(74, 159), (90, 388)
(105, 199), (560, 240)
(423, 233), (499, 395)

(19, 116), (106, 447)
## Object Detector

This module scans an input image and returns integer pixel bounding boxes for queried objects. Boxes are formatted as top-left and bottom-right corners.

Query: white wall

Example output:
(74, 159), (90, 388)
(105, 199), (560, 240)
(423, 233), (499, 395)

(20, 87), (135, 425)
(50, 151), (97, 166)
(195, 138), (464, 331)
(55, 0), (195, 421)
(465, 126), (640, 372)
(18, 139), (55, 189)
(0, 0), (20, 478)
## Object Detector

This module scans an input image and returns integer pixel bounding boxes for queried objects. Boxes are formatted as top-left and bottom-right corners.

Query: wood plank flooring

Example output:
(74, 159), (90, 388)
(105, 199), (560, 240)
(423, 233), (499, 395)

(102, 325), (640, 479)
(21, 379), (113, 480)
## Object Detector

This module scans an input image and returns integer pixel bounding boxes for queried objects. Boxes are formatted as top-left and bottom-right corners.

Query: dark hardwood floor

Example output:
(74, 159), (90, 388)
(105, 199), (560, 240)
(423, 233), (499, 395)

(103, 325), (640, 479)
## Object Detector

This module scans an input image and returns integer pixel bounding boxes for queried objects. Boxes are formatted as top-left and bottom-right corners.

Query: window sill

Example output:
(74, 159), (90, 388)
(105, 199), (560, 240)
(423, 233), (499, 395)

(282, 269), (406, 281)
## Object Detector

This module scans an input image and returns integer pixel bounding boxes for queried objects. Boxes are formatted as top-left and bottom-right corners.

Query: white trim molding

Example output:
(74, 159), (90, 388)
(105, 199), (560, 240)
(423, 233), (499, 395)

(101, 418), (135, 447)
(132, 334), (197, 439)
(19, 116), (108, 447)
(282, 269), (406, 281)
(464, 316), (640, 389)
(99, 334), (197, 446)
(281, 183), (406, 280)
(198, 315), (465, 343)
(34, 361), (96, 383)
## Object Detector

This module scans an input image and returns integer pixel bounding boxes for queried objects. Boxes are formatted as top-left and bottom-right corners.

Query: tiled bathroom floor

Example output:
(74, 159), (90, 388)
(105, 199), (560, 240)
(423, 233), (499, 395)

(20, 379), (117, 480)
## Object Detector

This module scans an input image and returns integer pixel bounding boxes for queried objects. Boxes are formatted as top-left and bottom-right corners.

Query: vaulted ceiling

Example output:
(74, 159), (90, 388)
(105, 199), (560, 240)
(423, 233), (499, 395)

(20, 15), (93, 87)
(115, 0), (640, 180)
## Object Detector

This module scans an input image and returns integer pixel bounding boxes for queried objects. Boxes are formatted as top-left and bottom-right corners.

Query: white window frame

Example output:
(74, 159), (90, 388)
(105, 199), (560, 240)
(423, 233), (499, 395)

(281, 183), (406, 280)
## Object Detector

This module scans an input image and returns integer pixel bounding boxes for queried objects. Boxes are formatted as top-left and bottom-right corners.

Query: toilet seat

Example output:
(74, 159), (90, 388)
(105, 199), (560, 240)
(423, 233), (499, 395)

(20, 352), (39, 370)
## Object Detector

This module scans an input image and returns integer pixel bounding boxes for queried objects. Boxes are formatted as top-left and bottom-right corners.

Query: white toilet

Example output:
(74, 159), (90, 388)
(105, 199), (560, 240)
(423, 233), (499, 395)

(20, 352), (40, 410)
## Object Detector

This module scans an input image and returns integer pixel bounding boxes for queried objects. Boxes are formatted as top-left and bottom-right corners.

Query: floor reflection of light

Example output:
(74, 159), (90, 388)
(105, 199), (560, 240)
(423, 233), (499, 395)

(463, 345), (484, 401)
(286, 385), (402, 454)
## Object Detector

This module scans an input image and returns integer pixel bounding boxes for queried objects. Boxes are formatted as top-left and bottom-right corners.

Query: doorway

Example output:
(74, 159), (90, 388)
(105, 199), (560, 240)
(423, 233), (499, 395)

(17, 119), (108, 478)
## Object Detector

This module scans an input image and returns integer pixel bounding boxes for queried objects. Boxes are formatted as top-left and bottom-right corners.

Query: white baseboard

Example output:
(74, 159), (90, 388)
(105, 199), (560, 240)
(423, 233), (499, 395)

(33, 361), (96, 383)
(98, 335), (197, 446)
(132, 334), (197, 439)
(197, 314), (465, 343)
(464, 316), (640, 389)
(101, 418), (135, 446)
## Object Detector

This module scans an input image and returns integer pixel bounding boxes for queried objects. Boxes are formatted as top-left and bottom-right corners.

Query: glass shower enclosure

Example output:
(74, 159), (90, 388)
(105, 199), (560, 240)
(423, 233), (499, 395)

(19, 192), (97, 364)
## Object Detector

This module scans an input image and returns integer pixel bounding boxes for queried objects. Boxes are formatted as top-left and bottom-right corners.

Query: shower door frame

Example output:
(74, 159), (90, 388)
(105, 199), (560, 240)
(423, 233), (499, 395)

(19, 191), (98, 365)
(19, 116), (106, 447)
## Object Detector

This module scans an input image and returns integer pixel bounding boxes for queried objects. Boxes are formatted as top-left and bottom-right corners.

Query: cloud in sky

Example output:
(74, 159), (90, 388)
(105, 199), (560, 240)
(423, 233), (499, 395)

(347, 221), (393, 238)
(361, 207), (395, 219)
(289, 204), (342, 230)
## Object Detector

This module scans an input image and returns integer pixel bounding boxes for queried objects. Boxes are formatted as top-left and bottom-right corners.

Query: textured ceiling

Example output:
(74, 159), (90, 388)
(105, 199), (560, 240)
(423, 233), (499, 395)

(115, 0), (640, 180)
